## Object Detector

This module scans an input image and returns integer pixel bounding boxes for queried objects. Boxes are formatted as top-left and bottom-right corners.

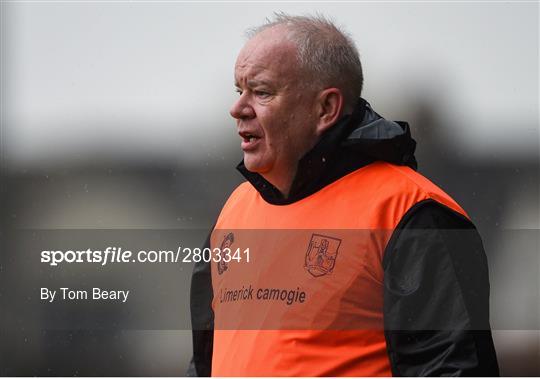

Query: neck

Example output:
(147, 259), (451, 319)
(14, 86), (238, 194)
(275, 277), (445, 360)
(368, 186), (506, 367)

(261, 167), (297, 198)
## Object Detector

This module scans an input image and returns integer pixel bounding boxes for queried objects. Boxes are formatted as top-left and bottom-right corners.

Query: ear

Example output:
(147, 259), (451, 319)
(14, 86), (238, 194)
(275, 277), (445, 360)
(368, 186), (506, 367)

(315, 88), (344, 136)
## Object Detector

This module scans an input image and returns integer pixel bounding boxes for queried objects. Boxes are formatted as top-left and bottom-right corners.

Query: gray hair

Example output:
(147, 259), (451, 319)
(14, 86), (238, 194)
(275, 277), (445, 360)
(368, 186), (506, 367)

(247, 12), (363, 112)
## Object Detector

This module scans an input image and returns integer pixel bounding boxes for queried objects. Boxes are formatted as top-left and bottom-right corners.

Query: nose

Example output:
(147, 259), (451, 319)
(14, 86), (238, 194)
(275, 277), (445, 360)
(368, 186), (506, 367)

(230, 94), (255, 120)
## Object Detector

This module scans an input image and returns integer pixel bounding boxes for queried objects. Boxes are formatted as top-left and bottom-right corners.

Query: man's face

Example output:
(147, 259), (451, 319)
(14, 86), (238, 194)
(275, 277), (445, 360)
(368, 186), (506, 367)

(230, 27), (320, 191)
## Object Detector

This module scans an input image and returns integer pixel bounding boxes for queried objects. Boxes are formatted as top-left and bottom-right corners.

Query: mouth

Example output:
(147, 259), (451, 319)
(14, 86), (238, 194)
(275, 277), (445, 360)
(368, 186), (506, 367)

(239, 131), (262, 151)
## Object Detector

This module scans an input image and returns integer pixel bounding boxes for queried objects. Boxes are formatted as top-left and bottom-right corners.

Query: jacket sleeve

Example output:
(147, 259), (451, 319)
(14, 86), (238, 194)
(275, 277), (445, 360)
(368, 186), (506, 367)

(186, 231), (214, 377)
(383, 199), (500, 376)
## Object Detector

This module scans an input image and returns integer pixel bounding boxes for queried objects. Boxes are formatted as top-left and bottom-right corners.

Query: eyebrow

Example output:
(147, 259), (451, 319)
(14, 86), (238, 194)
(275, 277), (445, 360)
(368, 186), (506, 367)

(235, 79), (272, 88)
(247, 79), (271, 87)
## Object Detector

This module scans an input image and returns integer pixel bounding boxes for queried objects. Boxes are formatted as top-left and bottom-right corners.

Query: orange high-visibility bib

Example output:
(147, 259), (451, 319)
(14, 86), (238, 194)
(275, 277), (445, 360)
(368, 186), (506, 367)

(210, 162), (467, 376)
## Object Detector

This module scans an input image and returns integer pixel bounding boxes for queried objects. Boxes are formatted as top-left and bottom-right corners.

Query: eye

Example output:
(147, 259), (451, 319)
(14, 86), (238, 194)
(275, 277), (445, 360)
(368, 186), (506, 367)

(235, 88), (243, 95)
(254, 90), (271, 98)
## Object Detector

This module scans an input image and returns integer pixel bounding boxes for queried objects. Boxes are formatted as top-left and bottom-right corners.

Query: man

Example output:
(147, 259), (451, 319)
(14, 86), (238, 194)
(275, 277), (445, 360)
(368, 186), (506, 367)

(187, 14), (499, 376)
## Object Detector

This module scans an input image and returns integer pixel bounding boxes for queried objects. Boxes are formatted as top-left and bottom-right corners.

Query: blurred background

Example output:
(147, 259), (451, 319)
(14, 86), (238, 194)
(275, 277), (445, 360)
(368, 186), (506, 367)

(0, 1), (538, 376)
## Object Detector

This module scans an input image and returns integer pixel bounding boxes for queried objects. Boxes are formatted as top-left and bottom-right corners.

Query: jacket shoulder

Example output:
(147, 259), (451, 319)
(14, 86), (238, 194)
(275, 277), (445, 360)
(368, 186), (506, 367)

(372, 162), (468, 218)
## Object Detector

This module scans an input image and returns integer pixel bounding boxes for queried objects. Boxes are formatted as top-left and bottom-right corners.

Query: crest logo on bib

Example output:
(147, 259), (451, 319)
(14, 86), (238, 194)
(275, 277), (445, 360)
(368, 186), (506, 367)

(305, 234), (341, 277)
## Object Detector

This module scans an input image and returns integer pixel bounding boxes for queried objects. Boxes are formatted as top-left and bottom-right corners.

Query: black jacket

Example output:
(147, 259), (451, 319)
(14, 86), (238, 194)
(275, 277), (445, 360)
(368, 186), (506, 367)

(187, 98), (499, 376)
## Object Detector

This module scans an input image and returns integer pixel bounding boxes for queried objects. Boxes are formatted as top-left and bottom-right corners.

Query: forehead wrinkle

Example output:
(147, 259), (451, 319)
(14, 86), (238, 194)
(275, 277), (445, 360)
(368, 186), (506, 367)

(234, 66), (269, 87)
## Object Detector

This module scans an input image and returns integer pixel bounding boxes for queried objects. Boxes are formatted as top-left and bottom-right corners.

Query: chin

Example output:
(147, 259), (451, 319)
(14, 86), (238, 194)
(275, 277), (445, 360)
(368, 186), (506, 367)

(244, 163), (264, 173)
(243, 157), (270, 174)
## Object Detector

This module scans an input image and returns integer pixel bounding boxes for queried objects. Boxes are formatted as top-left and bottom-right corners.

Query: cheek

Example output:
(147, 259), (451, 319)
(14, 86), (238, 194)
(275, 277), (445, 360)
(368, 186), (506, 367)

(259, 107), (305, 152)
(261, 134), (285, 162)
